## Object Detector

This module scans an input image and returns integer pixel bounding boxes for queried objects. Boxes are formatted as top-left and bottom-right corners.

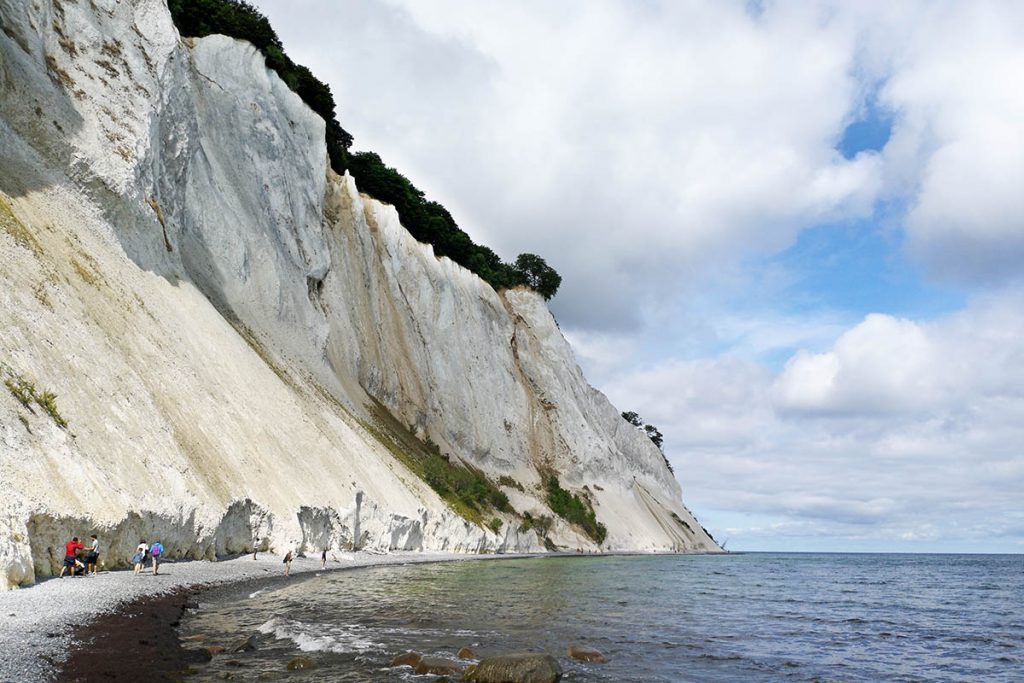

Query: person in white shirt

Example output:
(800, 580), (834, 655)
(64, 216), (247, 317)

(85, 535), (99, 575)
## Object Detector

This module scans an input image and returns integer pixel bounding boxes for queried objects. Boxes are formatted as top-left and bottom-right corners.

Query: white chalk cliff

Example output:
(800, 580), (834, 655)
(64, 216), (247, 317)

(0, 0), (718, 590)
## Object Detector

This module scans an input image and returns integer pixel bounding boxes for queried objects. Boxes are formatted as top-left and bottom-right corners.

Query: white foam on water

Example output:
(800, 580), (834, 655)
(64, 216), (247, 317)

(257, 616), (382, 653)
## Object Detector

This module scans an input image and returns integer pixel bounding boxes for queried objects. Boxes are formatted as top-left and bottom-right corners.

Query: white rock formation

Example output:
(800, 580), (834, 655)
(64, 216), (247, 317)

(0, 0), (717, 589)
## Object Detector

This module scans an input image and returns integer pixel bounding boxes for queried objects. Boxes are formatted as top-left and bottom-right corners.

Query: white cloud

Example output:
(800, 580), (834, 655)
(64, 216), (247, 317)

(773, 293), (1024, 417)
(875, 2), (1024, 284)
(772, 313), (938, 416)
(257, 0), (883, 328)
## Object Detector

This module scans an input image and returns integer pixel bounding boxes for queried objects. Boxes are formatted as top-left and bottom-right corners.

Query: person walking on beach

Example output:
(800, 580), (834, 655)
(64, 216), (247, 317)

(59, 536), (85, 578)
(253, 537), (260, 560)
(85, 534), (99, 576)
(283, 550), (293, 577)
(321, 548), (327, 569)
(133, 540), (149, 576)
(150, 540), (164, 575)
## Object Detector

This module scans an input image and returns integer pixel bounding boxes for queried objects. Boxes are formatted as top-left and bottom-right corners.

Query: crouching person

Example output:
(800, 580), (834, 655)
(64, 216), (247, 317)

(59, 536), (85, 578)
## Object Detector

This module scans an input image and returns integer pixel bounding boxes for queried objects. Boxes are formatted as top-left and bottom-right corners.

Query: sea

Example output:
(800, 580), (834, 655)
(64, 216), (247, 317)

(179, 553), (1024, 681)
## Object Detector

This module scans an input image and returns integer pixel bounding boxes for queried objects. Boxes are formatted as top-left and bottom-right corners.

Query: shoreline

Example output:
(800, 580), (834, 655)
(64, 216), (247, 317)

(0, 550), (515, 681)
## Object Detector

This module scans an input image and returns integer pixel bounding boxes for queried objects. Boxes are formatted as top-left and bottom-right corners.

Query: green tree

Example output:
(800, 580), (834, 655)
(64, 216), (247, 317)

(622, 411), (668, 463)
(512, 253), (562, 300)
(644, 424), (664, 451)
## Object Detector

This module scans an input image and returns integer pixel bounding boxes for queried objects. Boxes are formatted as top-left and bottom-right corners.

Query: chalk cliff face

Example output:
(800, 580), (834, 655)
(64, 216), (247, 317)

(0, 0), (717, 589)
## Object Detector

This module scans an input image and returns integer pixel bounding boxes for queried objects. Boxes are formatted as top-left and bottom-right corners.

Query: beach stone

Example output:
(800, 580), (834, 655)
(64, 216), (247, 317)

(414, 656), (463, 675)
(183, 634), (206, 642)
(568, 645), (607, 663)
(183, 648), (213, 664)
(231, 634), (260, 652)
(458, 647), (477, 660)
(464, 653), (562, 683)
(286, 656), (316, 670)
(206, 645), (226, 654)
(391, 651), (423, 667)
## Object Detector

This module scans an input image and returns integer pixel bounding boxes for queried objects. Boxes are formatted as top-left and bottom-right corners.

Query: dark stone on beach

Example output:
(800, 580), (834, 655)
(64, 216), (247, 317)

(231, 633), (260, 652)
(286, 656), (316, 670)
(464, 653), (562, 683)
(183, 647), (214, 664)
(391, 651), (423, 667)
(568, 645), (607, 663)
(458, 647), (477, 659)
(414, 656), (464, 676)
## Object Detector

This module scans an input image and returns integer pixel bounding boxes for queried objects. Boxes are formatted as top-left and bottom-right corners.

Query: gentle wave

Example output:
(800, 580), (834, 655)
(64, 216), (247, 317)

(257, 616), (382, 654)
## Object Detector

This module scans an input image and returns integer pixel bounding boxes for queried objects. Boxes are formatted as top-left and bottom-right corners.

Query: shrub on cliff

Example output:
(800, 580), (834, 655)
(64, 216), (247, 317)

(347, 153), (560, 296)
(622, 410), (672, 472)
(543, 474), (606, 544)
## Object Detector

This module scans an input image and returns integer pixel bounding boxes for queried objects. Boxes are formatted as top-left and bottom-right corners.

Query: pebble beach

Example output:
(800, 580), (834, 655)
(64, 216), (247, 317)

(0, 551), (487, 681)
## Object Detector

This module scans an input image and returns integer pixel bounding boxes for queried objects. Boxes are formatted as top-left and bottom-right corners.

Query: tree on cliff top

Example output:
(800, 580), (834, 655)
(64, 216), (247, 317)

(512, 253), (562, 300)
(622, 411), (671, 472)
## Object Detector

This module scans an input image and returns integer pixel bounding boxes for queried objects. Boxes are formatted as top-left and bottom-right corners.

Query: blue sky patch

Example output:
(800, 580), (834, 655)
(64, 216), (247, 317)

(837, 93), (894, 159)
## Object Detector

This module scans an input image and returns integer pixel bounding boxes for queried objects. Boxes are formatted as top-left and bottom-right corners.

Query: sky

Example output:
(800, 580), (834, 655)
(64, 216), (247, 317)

(254, 0), (1024, 553)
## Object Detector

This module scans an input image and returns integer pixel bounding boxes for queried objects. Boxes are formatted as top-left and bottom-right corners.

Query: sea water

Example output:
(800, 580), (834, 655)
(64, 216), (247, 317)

(180, 553), (1024, 681)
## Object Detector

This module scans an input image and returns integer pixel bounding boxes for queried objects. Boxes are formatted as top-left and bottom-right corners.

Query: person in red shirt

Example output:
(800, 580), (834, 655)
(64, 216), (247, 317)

(60, 536), (85, 578)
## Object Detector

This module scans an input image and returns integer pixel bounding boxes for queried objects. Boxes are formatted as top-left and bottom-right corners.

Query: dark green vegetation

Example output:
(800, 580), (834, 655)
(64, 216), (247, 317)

(366, 400), (510, 525)
(543, 474), (607, 544)
(3, 369), (68, 429)
(168, 0), (561, 299)
(622, 410), (672, 473)
(518, 511), (553, 537)
(497, 475), (525, 491)
(347, 153), (562, 298)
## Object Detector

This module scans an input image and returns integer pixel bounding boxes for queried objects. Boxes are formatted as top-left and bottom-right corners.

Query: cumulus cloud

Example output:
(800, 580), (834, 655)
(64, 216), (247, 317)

(872, 2), (1024, 285)
(604, 292), (1024, 550)
(773, 293), (1024, 417)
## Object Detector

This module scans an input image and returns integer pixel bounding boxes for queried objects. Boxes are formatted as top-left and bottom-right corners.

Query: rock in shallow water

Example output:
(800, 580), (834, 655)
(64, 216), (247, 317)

(464, 653), (562, 683)
(458, 646), (477, 660)
(414, 656), (464, 675)
(568, 645), (607, 663)
(390, 651), (423, 667)
(230, 633), (259, 652)
(286, 655), (316, 670)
